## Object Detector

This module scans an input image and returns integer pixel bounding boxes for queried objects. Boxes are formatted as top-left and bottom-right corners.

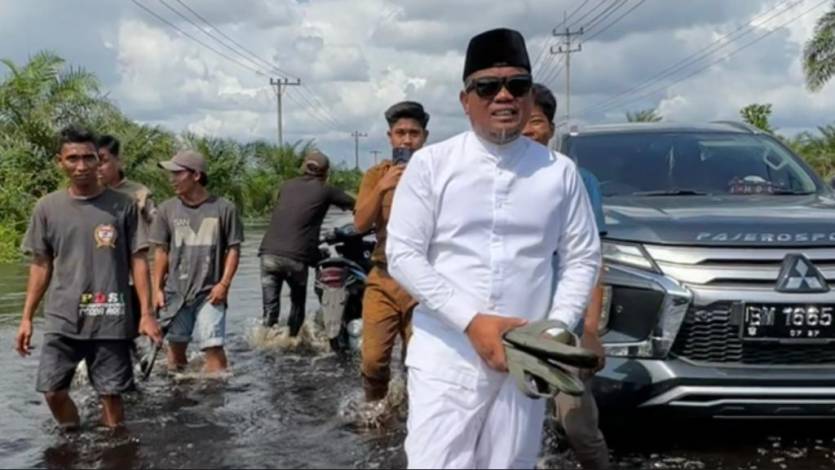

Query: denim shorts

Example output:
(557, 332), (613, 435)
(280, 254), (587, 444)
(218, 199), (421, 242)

(166, 298), (227, 350)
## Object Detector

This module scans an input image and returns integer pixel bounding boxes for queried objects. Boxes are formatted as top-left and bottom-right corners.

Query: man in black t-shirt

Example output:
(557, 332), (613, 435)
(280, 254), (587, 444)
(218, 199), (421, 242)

(259, 151), (355, 335)
(15, 126), (161, 429)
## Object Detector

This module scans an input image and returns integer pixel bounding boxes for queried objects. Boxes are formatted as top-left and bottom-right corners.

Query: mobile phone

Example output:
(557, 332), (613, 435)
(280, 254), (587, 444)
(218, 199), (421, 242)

(392, 148), (414, 165)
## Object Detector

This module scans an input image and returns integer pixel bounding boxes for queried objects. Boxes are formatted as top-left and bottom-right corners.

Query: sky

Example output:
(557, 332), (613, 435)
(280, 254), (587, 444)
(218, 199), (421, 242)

(1, 0), (834, 168)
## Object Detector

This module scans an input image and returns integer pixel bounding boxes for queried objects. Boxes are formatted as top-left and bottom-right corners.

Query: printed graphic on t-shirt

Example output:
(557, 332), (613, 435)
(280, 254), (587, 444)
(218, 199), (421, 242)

(174, 218), (218, 247)
(94, 224), (117, 248)
(79, 292), (126, 317)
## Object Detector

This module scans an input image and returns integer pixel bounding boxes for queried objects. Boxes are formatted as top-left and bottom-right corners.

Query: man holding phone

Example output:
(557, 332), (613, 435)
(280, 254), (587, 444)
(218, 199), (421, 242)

(354, 101), (430, 402)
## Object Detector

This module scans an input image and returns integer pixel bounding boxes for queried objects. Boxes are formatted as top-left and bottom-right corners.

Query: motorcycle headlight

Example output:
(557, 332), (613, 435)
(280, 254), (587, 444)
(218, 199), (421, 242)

(602, 241), (659, 273)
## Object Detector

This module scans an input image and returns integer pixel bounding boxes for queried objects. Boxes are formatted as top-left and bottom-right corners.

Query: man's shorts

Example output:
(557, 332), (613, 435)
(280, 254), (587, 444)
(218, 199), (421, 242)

(166, 298), (226, 350)
(36, 334), (134, 395)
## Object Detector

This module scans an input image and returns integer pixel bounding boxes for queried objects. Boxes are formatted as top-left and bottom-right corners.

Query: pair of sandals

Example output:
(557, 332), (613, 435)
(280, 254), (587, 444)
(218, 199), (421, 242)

(503, 320), (599, 399)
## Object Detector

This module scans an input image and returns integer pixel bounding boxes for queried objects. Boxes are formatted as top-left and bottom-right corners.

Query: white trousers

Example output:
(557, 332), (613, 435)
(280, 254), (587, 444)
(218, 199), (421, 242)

(405, 365), (546, 469)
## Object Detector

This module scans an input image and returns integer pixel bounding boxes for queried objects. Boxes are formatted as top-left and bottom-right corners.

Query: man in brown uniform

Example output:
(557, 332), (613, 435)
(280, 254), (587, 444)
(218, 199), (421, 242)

(354, 101), (429, 401)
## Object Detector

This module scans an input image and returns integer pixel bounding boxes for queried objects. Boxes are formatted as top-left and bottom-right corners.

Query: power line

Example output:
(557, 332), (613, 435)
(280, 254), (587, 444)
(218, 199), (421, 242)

(131, 0), (266, 77)
(170, 0), (345, 130)
(585, 0), (646, 42)
(567, 0), (608, 29)
(539, 55), (566, 87)
(173, 0), (296, 79)
(533, 1), (599, 80)
(583, 0), (628, 32)
(578, 0), (804, 115)
(550, 27), (584, 123)
(593, 0), (829, 116)
(565, 0), (593, 23)
(145, 0), (343, 131)
(172, 0), (350, 129)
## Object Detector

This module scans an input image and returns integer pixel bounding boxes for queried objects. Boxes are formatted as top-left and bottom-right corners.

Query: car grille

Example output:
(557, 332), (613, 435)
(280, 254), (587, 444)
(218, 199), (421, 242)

(643, 245), (835, 287)
(672, 304), (835, 365)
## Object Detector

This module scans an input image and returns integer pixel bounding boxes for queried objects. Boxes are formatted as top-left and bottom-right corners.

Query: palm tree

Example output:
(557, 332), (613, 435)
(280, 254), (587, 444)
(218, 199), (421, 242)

(625, 108), (662, 122)
(803, 3), (835, 91)
(0, 50), (101, 150)
(739, 103), (775, 133)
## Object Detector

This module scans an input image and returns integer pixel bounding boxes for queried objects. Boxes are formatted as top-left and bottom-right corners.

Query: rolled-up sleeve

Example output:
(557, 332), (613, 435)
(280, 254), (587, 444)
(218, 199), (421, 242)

(549, 164), (602, 330)
(386, 152), (481, 332)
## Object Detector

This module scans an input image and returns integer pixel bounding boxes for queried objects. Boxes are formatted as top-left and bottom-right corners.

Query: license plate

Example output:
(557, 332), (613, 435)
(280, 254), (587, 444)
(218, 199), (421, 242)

(741, 304), (835, 341)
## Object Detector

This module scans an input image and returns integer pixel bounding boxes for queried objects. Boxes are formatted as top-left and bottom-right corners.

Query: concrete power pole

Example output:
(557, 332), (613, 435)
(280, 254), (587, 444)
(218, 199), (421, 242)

(270, 77), (301, 148)
(370, 150), (381, 166)
(351, 131), (367, 170)
(550, 25), (583, 124)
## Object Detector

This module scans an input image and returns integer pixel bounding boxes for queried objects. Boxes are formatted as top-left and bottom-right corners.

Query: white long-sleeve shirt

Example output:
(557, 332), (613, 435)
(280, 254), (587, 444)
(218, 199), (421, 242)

(386, 131), (601, 377)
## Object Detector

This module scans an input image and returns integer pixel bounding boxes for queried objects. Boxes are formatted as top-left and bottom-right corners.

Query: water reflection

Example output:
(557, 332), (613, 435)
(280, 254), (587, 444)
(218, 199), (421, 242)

(1, 216), (834, 469)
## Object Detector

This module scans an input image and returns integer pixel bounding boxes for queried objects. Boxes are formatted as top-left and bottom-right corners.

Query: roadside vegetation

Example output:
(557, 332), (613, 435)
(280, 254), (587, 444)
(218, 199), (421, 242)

(0, 52), (361, 262)
(4, 51), (835, 262)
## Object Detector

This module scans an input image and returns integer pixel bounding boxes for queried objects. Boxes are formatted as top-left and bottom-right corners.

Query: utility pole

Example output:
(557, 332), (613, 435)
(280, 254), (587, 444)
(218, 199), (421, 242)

(370, 150), (381, 166)
(270, 77), (301, 148)
(550, 21), (583, 124)
(350, 131), (367, 170)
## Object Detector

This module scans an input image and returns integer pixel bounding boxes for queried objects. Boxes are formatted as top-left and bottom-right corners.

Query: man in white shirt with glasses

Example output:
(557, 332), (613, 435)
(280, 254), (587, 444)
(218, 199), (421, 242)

(386, 28), (601, 469)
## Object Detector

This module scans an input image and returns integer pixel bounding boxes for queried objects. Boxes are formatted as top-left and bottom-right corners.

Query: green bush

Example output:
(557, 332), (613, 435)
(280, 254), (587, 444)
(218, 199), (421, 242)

(0, 51), (369, 262)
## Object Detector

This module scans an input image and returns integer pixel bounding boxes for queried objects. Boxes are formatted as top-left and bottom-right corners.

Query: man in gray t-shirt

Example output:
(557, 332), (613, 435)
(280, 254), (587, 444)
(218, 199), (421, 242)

(151, 149), (243, 373)
(15, 126), (161, 430)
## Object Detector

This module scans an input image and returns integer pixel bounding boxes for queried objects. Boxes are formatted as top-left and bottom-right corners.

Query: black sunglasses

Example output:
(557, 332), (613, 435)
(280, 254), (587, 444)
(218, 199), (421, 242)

(465, 74), (533, 99)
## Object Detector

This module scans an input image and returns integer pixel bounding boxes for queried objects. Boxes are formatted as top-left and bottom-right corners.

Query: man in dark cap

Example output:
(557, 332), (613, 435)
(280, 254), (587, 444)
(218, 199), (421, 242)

(259, 151), (355, 336)
(354, 101), (429, 402)
(151, 149), (244, 373)
(386, 28), (601, 468)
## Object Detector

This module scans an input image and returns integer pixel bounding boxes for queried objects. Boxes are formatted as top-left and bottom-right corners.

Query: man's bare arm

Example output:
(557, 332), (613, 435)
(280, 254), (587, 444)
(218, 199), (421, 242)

(581, 269), (607, 374)
(220, 246), (240, 288)
(208, 246), (240, 305)
(133, 251), (162, 342)
(16, 255), (52, 356)
(152, 246), (169, 309)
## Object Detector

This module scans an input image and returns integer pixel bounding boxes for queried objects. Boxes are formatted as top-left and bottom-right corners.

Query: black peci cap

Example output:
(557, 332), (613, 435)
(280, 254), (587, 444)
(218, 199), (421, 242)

(463, 28), (531, 81)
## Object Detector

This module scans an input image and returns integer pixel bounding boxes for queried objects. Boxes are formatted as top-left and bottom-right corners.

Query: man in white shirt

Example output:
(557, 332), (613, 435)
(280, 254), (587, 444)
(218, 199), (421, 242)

(386, 28), (602, 469)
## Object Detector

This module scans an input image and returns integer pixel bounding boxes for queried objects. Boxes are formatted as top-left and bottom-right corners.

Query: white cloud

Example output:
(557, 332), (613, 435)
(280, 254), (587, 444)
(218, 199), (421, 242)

(3, 0), (835, 164)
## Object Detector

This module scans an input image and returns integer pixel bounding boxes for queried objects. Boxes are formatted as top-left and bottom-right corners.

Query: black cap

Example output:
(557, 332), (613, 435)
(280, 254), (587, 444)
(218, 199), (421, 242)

(385, 101), (430, 128)
(463, 28), (531, 81)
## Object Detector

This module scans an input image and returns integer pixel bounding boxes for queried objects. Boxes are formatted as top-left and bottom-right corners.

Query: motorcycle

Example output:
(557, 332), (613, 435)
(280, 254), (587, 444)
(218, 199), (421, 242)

(314, 223), (374, 353)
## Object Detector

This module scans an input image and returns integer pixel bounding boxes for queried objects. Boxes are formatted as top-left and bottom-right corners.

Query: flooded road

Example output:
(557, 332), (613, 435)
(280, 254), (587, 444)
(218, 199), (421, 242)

(0, 213), (834, 469)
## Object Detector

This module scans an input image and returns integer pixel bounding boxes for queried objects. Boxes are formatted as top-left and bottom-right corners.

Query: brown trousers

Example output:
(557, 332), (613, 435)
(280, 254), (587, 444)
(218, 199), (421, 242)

(361, 266), (416, 401)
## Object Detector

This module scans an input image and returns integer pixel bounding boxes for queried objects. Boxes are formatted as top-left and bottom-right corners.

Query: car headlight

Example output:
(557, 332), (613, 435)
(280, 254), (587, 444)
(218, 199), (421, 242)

(602, 241), (659, 273)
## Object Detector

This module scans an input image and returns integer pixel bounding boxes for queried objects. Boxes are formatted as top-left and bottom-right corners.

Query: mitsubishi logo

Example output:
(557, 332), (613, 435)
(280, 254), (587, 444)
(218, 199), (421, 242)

(775, 254), (830, 293)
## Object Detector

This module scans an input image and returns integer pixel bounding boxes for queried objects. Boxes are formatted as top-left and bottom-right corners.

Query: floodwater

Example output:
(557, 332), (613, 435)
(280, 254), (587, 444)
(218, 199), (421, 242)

(1, 213), (834, 469)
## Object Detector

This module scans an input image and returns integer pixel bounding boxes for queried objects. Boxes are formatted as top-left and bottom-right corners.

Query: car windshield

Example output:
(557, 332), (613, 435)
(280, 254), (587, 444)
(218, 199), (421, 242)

(564, 132), (820, 197)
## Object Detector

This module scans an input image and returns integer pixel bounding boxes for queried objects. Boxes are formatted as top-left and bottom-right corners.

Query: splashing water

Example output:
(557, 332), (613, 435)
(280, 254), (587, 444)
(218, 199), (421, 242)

(337, 375), (408, 430)
(247, 322), (332, 354)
